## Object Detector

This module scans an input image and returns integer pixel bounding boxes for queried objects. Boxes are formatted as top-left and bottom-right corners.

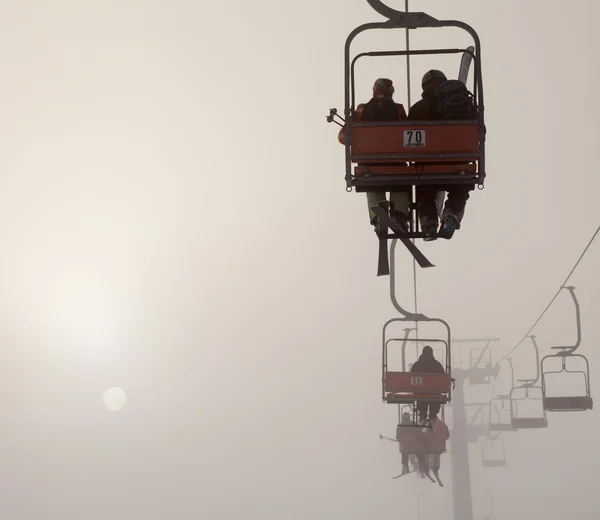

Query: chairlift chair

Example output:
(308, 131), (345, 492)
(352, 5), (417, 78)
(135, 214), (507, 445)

(467, 339), (499, 384)
(481, 438), (506, 468)
(488, 396), (518, 432)
(328, 0), (487, 273)
(541, 286), (593, 412)
(341, 14), (486, 202)
(509, 384), (548, 429)
(466, 403), (487, 443)
(507, 335), (548, 428)
(383, 337), (451, 406)
(383, 320), (452, 413)
(542, 353), (593, 411)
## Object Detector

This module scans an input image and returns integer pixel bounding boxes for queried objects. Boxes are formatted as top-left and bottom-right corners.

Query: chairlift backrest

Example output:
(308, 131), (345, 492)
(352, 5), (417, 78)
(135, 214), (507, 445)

(341, 5), (486, 191)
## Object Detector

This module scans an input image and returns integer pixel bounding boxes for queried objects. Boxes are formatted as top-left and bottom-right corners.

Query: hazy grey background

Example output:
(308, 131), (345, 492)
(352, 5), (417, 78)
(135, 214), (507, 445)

(0, 0), (598, 518)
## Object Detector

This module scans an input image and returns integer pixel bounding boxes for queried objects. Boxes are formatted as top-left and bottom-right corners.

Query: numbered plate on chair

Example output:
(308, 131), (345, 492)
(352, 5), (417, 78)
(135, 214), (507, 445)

(411, 376), (423, 386)
(403, 129), (426, 147)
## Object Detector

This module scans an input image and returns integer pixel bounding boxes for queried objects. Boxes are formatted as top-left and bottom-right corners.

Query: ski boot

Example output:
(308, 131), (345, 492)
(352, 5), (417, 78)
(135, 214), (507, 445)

(420, 218), (438, 241)
(393, 211), (409, 232)
(439, 215), (458, 239)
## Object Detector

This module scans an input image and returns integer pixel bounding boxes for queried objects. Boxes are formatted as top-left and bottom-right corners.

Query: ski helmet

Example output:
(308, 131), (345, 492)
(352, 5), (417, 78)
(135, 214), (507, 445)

(421, 69), (447, 89)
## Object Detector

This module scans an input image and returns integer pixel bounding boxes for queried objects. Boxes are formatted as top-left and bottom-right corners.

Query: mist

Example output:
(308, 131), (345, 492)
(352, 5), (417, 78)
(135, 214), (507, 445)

(0, 0), (598, 518)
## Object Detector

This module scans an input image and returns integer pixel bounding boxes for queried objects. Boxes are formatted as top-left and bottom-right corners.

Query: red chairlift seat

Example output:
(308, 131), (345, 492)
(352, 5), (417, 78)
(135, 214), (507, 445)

(384, 371), (451, 404)
(383, 329), (451, 406)
(351, 120), (480, 189)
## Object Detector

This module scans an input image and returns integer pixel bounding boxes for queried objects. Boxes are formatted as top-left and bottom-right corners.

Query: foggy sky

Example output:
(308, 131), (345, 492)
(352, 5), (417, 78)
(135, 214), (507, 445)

(0, 0), (598, 518)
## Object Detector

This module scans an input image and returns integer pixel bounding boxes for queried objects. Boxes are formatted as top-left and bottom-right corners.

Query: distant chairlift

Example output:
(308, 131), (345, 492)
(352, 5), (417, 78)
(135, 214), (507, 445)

(382, 323), (452, 414)
(481, 437), (506, 468)
(489, 396), (518, 432)
(509, 336), (548, 429)
(541, 286), (593, 412)
(488, 359), (518, 432)
(466, 338), (500, 385)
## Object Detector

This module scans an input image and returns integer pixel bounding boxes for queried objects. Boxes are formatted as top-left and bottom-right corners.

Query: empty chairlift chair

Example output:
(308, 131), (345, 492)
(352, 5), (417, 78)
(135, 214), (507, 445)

(509, 335), (548, 429)
(541, 286), (593, 412)
(481, 437), (506, 468)
(509, 385), (548, 429)
(488, 396), (518, 432)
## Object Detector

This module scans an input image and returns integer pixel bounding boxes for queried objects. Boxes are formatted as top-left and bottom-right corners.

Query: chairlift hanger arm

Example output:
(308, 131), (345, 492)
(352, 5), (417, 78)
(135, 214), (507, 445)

(507, 358), (515, 388)
(365, 0), (439, 25)
(517, 335), (541, 387)
(551, 286), (582, 354)
(493, 357), (515, 391)
(400, 327), (414, 371)
(390, 239), (429, 321)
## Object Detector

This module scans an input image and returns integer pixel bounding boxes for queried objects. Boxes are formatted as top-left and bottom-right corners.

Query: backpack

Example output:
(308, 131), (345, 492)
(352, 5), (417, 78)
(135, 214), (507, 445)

(359, 97), (400, 121)
(437, 80), (475, 119)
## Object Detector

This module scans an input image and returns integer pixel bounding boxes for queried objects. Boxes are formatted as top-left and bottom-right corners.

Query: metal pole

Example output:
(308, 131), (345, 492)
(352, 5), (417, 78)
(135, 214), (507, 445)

(450, 369), (474, 520)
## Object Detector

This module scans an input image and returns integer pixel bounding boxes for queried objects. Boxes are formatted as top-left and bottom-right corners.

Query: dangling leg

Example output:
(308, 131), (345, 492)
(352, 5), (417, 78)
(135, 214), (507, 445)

(439, 185), (473, 239)
(431, 453), (443, 486)
(366, 192), (388, 226)
(401, 452), (410, 475)
(431, 453), (441, 475)
(417, 187), (439, 241)
(409, 454), (420, 473)
(389, 189), (411, 228)
(417, 453), (434, 481)
(429, 403), (441, 421)
(416, 402), (428, 424)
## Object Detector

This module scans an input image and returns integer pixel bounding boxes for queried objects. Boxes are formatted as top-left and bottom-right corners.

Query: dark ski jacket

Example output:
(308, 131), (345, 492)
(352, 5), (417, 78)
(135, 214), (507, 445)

(407, 87), (440, 120)
(338, 97), (407, 144)
(411, 352), (445, 374)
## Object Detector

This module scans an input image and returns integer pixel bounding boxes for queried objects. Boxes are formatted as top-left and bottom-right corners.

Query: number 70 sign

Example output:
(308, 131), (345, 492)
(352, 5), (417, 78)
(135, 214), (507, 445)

(403, 129), (426, 147)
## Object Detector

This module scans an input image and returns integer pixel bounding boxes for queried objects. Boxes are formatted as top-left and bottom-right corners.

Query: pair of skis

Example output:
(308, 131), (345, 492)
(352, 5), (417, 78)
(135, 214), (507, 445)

(372, 203), (434, 276)
(374, 46), (475, 276)
(393, 467), (444, 487)
(381, 434), (445, 486)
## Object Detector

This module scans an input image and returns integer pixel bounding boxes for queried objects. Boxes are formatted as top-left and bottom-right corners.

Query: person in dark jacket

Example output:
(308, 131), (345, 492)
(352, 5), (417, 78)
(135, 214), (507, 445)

(338, 78), (411, 230)
(408, 69), (473, 241)
(411, 345), (446, 421)
(407, 69), (446, 120)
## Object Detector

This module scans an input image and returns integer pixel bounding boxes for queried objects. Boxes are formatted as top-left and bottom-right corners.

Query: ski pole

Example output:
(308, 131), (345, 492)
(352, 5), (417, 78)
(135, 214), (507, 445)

(326, 108), (346, 127)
